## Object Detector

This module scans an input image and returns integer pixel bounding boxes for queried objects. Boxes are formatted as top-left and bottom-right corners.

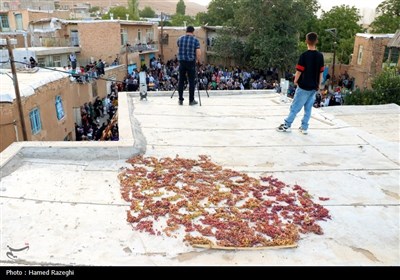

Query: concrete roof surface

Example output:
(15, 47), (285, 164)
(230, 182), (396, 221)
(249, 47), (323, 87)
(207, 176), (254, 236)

(0, 91), (399, 266)
(0, 68), (69, 100)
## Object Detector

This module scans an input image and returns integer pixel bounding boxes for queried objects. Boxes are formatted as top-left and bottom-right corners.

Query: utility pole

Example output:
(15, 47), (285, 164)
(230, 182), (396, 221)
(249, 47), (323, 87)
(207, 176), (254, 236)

(160, 12), (164, 62)
(126, 43), (130, 75)
(325, 28), (337, 85)
(6, 37), (28, 141)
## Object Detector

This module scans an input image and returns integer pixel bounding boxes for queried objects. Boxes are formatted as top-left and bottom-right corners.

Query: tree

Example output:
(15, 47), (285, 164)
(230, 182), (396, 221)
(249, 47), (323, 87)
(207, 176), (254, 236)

(139, 6), (156, 18)
(318, 5), (364, 64)
(295, 0), (321, 40)
(231, 0), (307, 76)
(170, 14), (197, 26)
(102, 6), (135, 20)
(345, 67), (400, 105)
(212, 32), (248, 67)
(89, 6), (100, 13)
(176, 0), (186, 15)
(371, 67), (400, 105)
(128, 0), (140, 20)
(195, 12), (209, 25)
(370, 0), (400, 33)
(201, 0), (241, 26)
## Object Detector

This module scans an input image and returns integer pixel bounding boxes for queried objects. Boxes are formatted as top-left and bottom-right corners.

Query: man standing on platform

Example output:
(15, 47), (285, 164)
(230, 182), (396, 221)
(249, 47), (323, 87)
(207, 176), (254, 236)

(177, 26), (201, 106)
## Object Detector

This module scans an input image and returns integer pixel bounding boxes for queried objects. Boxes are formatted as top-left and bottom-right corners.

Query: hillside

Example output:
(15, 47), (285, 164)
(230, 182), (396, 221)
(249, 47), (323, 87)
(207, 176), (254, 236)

(138, 0), (208, 16)
(56, 0), (207, 16)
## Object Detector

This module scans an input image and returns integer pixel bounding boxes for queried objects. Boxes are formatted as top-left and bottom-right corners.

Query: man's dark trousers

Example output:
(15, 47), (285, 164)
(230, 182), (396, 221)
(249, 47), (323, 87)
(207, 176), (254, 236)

(178, 60), (196, 102)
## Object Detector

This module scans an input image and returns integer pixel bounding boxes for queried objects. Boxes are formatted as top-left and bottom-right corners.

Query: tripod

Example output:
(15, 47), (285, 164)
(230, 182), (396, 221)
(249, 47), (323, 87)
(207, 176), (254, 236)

(170, 65), (209, 106)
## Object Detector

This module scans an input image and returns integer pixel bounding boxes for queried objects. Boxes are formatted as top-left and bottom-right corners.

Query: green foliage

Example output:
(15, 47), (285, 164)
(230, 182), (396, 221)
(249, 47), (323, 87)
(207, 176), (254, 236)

(370, 0), (400, 33)
(170, 14), (196, 26)
(102, 7), (136, 20)
(176, 0), (186, 15)
(295, 0), (321, 40)
(318, 5), (363, 65)
(89, 6), (100, 13)
(212, 32), (248, 67)
(344, 89), (377, 105)
(233, 0), (304, 74)
(139, 6), (156, 18)
(195, 12), (209, 25)
(344, 68), (400, 105)
(201, 0), (240, 26)
(371, 67), (400, 105)
(128, 0), (140, 19)
(298, 41), (308, 54)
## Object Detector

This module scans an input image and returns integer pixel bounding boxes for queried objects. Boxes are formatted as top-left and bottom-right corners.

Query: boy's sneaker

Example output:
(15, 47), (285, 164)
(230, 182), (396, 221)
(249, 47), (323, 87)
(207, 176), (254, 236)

(299, 127), (308, 135)
(276, 124), (291, 132)
(189, 100), (198, 106)
(178, 100), (183, 105)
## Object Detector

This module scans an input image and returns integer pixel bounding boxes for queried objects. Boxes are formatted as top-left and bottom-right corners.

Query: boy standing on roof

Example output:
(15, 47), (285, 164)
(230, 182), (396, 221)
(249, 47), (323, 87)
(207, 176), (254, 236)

(277, 32), (324, 135)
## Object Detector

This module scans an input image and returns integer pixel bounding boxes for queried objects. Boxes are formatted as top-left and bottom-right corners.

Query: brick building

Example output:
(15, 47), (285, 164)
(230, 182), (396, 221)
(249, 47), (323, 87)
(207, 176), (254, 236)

(0, 65), (126, 152)
(160, 26), (227, 65)
(348, 33), (398, 89)
(55, 0), (128, 10)
(28, 18), (159, 71)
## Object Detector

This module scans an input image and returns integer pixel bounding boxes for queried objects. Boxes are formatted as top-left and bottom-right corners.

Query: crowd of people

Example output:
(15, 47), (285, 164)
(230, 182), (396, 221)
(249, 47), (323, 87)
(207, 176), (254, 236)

(122, 57), (279, 93)
(75, 90), (119, 141)
(66, 58), (107, 83)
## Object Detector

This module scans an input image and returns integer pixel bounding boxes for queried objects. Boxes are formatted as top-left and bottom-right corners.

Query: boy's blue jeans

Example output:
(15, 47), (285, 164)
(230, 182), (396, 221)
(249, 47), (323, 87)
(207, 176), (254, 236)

(284, 87), (316, 130)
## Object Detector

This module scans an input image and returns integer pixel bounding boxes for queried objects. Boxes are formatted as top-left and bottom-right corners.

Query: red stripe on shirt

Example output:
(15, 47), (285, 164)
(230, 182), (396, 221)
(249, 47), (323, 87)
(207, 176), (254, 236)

(320, 66), (325, 72)
(296, 64), (305, 72)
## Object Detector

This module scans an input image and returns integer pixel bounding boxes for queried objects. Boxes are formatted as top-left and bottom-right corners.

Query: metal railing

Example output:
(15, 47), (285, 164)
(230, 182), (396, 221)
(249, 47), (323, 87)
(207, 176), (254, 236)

(32, 37), (79, 47)
(127, 42), (158, 53)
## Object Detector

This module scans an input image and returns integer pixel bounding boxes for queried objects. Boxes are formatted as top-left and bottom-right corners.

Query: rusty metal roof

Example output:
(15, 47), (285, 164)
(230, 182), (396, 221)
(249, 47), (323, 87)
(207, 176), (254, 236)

(388, 29), (400, 48)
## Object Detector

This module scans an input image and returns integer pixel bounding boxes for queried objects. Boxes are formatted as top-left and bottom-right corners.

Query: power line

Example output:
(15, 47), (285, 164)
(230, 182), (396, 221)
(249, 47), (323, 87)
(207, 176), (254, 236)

(9, 60), (400, 92)
(12, 60), (127, 84)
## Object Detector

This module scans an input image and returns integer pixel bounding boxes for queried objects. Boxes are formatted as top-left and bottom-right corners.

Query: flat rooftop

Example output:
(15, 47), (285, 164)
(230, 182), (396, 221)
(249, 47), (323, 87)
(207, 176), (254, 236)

(0, 68), (69, 100)
(0, 90), (399, 265)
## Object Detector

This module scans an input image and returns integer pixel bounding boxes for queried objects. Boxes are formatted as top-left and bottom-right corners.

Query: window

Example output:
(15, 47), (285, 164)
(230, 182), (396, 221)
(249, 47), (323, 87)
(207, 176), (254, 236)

(70, 30), (80, 47)
(53, 55), (61, 67)
(146, 28), (154, 43)
(138, 29), (141, 42)
(161, 33), (169, 45)
(15, 13), (23, 30)
(383, 47), (399, 67)
(92, 81), (98, 98)
(0, 14), (10, 31)
(357, 45), (363, 65)
(37, 57), (45, 67)
(55, 96), (65, 120)
(121, 28), (128, 46)
(29, 108), (42, 135)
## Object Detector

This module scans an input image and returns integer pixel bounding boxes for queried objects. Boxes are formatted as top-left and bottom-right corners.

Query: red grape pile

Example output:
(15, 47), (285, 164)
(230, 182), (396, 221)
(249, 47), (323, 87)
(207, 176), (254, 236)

(119, 155), (331, 248)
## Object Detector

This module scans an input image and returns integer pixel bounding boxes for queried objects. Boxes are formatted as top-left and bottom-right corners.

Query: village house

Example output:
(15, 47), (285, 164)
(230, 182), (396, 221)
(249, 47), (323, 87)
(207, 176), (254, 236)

(159, 26), (225, 65)
(0, 63), (126, 152)
(348, 32), (399, 89)
(0, 8), (70, 48)
(28, 18), (159, 72)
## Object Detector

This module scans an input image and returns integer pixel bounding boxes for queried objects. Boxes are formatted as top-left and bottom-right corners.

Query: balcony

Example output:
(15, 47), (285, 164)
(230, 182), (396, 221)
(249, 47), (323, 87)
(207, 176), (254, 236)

(32, 37), (79, 48)
(126, 42), (158, 53)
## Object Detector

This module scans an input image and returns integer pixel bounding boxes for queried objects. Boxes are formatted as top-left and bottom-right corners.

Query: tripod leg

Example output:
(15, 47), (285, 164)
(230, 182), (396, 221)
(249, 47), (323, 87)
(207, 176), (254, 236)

(170, 85), (176, 98)
(198, 85), (202, 106)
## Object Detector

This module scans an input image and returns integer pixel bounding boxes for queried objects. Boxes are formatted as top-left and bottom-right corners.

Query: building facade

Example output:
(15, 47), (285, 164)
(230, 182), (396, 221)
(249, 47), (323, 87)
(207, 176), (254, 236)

(159, 26), (207, 63)
(0, 9), (70, 49)
(0, 65), (126, 152)
(28, 18), (159, 71)
(348, 33), (398, 89)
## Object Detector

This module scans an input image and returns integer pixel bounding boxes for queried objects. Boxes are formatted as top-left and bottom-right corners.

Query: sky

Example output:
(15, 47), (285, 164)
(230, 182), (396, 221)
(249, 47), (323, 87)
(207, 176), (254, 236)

(190, 0), (384, 10)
